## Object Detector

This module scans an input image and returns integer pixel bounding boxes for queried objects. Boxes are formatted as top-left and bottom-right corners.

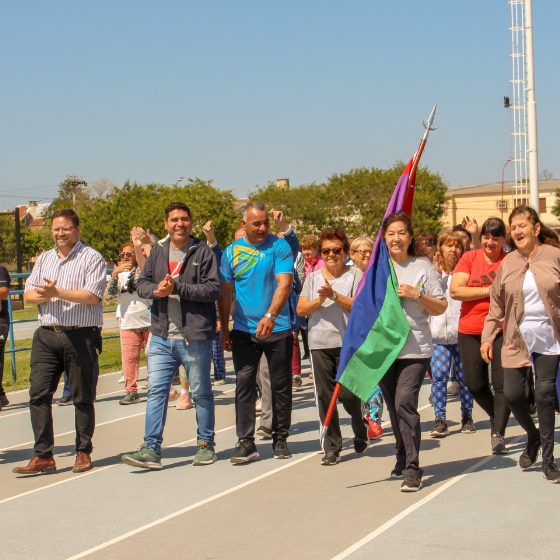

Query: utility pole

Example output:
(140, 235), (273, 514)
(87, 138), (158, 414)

(63, 175), (88, 209)
(14, 206), (23, 294)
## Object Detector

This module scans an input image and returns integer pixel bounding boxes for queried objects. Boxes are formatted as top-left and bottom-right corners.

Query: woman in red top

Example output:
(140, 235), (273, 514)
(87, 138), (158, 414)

(450, 217), (510, 455)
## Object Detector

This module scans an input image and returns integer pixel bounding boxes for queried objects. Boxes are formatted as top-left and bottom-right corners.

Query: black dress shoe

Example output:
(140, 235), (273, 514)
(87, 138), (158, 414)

(57, 396), (73, 406)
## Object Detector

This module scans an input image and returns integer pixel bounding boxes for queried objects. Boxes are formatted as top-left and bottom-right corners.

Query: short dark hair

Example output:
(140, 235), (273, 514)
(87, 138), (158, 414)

(452, 224), (472, 241)
(319, 227), (350, 254)
(52, 208), (80, 227)
(164, 202), (191, 218)
(480, 217), (506, 238)
(381, 212), (416, 256)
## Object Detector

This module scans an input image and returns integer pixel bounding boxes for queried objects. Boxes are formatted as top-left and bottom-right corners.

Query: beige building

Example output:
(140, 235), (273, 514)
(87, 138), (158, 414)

(443, 180), (560, 228)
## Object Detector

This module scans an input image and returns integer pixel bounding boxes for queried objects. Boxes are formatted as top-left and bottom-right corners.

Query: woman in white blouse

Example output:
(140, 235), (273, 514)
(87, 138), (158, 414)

(481, 206), (560, 484)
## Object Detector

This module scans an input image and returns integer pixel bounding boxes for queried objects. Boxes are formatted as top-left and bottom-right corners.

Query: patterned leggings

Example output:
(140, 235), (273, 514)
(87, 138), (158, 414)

(431, 343), (473, 420)
(212, 330), (226, 380)
(363, 385), (384, 423)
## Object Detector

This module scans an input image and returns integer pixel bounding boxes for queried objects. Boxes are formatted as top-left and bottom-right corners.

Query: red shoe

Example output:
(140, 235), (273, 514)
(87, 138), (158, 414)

(367, 418), (383, 439)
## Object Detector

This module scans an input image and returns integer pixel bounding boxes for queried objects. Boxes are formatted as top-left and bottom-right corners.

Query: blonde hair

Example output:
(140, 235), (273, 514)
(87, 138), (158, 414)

(350, 235), (374, 252)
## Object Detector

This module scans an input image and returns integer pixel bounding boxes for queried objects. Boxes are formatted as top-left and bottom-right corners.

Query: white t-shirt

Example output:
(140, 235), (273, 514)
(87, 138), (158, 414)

(392, 257), (445, 359)
(519, 270), (560, 355)
(300, 267), (362, 350)
(115, 270), (151, 330)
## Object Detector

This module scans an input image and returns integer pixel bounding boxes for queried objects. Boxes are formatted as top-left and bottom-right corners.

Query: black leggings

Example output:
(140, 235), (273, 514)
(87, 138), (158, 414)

(504, 353), (559, 465)
(458, 332), (510, 435)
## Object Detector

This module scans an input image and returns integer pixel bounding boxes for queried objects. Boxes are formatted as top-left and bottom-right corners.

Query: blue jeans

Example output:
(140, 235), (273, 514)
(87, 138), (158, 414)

(144, 336), (214, 453)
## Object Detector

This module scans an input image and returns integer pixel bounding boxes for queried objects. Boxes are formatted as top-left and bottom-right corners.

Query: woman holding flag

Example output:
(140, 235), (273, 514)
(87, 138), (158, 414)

(380, 212), (446, 492)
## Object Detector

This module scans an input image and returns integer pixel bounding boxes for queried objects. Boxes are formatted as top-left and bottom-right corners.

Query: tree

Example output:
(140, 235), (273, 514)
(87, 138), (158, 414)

(79, 178), (240, 260)
(540, 169), (554, 181)
(88, 178), (116, 199)
(250, 162), (449, 237)
(0, 213), (52, 266)
(47, 175), (92, 214)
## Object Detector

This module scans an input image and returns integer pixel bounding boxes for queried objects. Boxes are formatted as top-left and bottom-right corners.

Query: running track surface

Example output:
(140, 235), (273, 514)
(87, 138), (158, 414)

(1, 357), (558, 560)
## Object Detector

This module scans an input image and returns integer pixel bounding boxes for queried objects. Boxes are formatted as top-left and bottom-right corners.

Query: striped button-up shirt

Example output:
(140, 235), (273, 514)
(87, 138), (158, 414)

(25, 240), (107, 327)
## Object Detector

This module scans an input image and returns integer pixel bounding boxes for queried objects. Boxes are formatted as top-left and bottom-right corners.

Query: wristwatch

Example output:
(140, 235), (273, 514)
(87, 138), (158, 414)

(264, 312), (277, 322)
(416, 290), (423, 301)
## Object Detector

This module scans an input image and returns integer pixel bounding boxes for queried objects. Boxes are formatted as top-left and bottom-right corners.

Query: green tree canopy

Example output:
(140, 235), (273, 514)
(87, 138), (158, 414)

(78, 178), (239, 260)
(249, 162), (449, 237)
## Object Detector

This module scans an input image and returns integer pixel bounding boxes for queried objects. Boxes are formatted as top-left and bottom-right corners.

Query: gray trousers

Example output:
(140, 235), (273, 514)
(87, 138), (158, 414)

(257, 353), (272, 430)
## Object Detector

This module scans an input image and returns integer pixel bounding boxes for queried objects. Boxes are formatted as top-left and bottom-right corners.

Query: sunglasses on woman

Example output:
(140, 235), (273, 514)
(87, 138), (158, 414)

(119, 252), (134, 259)
(321, 247), (343, 256)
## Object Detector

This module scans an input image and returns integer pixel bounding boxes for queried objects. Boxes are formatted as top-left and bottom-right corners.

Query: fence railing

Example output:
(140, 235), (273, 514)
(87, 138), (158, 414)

(6, 271), (117, 382)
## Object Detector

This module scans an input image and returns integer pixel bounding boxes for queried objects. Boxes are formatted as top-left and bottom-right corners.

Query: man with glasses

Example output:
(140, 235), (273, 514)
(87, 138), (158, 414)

(219, 202), (294, 463)
(121, 202), (220, 470)
(13, 209), (106, 475)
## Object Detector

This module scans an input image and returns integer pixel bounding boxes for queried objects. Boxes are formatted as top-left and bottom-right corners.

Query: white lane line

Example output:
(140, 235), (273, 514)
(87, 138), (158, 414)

(0, 390), (125, 419)
(64, 400), (427, 559)
(0, 411), (148, 452)
(329, 434), (524, 560)
(1, 389), (311, 504)
(0, 387), (236, 450)
(0, 423), (238, 506)
(66, 451), (317, 560)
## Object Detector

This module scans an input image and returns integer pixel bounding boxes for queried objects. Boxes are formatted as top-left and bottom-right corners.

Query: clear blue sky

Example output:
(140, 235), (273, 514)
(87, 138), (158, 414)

(0, 0), (558, 208)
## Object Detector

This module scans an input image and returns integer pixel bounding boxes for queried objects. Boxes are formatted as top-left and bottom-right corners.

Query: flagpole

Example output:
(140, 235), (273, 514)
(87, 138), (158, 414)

(321, 104), (437, 436)
(402, 104), (437, 214)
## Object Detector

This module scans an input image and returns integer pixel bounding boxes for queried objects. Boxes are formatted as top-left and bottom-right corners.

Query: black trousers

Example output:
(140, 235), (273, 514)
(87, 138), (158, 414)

(311, 347), (367, 454)
(29, 327), (101, 458)
(504, 353), (559, 465)
(458, 332), (511, 435)
(231, 330), (293, 442)
(380, 358), (430, 478)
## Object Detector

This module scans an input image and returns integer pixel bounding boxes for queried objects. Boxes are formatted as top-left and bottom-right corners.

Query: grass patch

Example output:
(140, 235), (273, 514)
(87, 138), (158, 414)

(10, 301), (118, 322)
(3, 331), (145, 393)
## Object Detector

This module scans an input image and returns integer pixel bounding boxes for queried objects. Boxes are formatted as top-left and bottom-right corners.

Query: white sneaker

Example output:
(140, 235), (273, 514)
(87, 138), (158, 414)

(118, 375), (125, 384)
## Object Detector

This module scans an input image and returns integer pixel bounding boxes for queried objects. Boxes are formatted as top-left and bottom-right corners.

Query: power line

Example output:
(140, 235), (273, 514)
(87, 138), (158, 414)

(0, 194), (54, 200)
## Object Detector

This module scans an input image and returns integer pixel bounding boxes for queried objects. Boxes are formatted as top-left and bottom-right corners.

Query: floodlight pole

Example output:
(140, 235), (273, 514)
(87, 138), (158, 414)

(525, 0), (539, 210)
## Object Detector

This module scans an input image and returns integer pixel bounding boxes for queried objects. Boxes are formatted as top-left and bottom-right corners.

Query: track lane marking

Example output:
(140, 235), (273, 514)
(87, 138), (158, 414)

(330, 433), (524, 560)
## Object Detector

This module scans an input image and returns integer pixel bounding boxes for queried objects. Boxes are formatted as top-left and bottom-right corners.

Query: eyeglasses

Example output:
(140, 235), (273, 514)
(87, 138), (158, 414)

(119, 252), (134, 259)
(321, 247), (343, 256)
(51, 227), (76, 234)
(353, 249), (372, 257)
